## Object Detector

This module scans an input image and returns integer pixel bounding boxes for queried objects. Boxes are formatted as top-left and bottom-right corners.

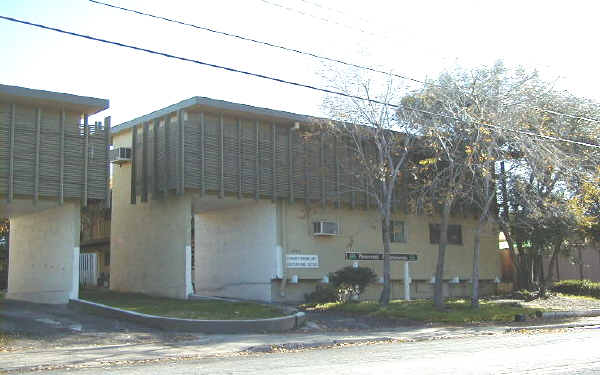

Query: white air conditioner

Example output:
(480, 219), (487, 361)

(313, 221), (338, 236)
(109, 147), (132, 165)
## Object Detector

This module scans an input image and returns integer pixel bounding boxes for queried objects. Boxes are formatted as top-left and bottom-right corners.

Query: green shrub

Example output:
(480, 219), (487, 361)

(551, 279), (600, 298)
(304, 284), (338, 304)
(329, 266), (377, 302)
(512, 289), (538, 301)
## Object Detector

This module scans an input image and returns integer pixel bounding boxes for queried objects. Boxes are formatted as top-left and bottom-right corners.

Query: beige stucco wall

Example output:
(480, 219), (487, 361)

(6, 202), (80, 304)
(194, 199), (278, 301)
(110, 127), (500, 302)
(272, 279), (499, 303)
(279, 202), (500, 283)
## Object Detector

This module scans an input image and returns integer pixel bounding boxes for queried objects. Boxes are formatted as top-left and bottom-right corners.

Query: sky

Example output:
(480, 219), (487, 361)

(1, 0), (599, 126)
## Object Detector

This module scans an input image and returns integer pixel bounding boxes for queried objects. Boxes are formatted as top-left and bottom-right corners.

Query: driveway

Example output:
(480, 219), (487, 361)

(0, 299), (197, 351)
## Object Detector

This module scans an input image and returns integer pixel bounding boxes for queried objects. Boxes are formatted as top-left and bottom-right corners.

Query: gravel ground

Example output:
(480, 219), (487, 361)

(520, 293), (600, 311)
(0, 299), (198, 352)
(297, 311), (424, 332)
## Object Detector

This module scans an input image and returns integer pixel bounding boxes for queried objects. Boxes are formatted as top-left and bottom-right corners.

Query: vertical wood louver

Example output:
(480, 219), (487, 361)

(125, 109), (409, 210)
(0, 103), (109, 205)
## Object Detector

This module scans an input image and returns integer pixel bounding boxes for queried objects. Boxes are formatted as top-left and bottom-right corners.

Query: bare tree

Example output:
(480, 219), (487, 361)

(320, 77), (418, 305)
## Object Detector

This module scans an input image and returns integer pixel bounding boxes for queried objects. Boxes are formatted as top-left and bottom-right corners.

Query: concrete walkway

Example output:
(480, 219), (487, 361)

(3, 315), (600, 373)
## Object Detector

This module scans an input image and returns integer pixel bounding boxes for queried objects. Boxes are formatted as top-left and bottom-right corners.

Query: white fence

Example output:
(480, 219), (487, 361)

(79, 253), (98, 286)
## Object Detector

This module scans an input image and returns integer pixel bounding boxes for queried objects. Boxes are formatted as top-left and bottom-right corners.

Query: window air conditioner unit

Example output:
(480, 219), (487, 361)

(109, 147), (132, 165)
(313, 221), (338, 236)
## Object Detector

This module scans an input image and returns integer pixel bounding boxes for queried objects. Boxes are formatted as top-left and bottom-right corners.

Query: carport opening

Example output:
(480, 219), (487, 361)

(80, 201), (111, 290)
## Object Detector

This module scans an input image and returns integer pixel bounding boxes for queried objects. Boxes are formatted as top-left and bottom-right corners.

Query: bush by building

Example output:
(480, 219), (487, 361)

(551, 279), (600, 298)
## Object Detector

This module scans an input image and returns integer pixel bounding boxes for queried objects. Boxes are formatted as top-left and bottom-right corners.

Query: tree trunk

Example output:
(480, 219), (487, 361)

(539, 251), (546, 297)
(379, 214), (392, 305)
(498, 161), (519, 287)
(515, 244), (532, 290)
(471, 221), (482, 308)
(578, 248), (585, 280)
(545, 242), (560, 287)
(433, 200), (451, 310)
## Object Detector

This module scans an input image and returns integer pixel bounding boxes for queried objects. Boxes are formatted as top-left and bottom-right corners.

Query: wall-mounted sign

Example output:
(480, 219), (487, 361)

(286, 254), (319, 268)
(345, 252), (418, 262)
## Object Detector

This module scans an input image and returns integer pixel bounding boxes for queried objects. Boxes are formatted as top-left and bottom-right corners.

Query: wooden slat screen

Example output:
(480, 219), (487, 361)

(0, 103), (109, 203)
(127, 110), (413, 209)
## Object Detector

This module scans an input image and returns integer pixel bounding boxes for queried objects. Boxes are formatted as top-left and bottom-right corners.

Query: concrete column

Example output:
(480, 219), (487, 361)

(110, 159), (192, 299)
(109, 193), (192, 299)
(6, 202), (80, 304)
(194, 199), (278, 302)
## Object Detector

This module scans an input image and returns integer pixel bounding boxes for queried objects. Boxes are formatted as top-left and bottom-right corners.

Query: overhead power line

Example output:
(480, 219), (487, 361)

(0, 15), (395, 106)
(530, 106), (600, 124)
(257, 0), (380, 38)
(295, 0), (371, 25)
(87, 0), (424, 85)
(1, 14), (599, 150)
(89, 0), (600, 125)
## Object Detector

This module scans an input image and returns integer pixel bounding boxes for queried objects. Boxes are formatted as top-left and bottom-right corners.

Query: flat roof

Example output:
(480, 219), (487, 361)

(112, 96), (316, 134)
(0, 84), (109, 115)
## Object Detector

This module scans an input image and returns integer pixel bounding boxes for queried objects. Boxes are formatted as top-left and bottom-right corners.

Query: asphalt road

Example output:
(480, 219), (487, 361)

(42, 327), (600, 375)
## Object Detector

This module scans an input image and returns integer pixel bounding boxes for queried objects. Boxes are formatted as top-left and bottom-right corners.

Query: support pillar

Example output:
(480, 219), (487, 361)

(6, 202), (80, 304)
(404, 261), (411, 301)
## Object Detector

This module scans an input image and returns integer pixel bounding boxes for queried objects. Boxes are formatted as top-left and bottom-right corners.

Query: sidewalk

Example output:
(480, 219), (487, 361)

(3, 316), (600, 373)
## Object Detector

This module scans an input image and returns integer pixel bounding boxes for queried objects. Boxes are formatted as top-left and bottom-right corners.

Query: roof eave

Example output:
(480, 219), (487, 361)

(112, 96), (317, 135)
(0, 84), (109, 115)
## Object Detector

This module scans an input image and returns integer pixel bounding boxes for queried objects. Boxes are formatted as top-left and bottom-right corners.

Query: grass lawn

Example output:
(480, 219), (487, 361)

(307, 299), (542, 323)
(79, 290), (285, 320)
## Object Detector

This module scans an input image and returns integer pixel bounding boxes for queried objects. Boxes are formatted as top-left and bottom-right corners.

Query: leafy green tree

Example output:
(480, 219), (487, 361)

(496, 87), (600, 291)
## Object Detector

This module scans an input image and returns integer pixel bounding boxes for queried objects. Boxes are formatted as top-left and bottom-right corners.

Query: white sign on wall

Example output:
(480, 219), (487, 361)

(286, 254), (319, 268)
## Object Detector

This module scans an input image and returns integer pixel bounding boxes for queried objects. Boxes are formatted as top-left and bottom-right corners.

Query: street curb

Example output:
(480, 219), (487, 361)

(244, 337), (398, 353)
(539, 310), (600, 319)
(68, 298), (307, 334)
(505, 321), (600, 332)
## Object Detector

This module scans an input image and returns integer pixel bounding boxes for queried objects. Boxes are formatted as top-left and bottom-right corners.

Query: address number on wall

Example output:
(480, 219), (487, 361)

(286, 254), (319, 268)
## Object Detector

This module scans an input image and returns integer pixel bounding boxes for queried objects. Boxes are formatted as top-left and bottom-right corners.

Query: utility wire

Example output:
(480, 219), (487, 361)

(257, 0), (380, 38)
(1, 14), (599, 150)
(89, 0), (600, 124)
(87, 0), (424, 85)
(0, 15), (394, 106)
(295, 0), (371, 25)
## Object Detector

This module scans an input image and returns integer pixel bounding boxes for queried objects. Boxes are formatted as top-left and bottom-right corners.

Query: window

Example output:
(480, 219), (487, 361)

(429, 224), (462, 245)
(105, 252), (110, 266)
(391, 221), (406, 243)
